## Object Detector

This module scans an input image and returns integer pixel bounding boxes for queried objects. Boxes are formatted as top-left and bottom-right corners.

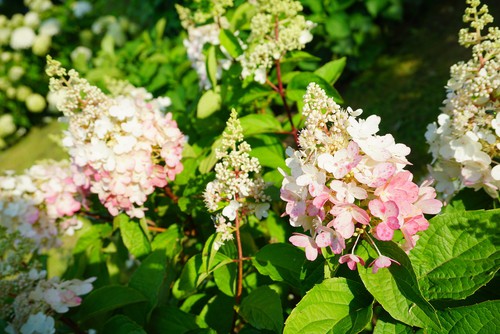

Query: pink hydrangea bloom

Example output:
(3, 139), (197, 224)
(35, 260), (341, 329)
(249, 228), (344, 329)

(339, 254), (365, 271)
(0, 160), (85, 249)
(279, 83), (442, 271)
(48, 63), (185, 218)
(370, 255), (400, 273)
(289, 233), (319, 261)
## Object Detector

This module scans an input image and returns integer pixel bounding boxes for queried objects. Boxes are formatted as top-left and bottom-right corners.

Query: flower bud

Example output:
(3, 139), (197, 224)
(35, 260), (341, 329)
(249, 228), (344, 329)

(0, 114), (16, 137)
(25, 93), (47, 112)
(32, 33), (51, 56)
(24, 12), (40, 28)
(16, 85), (32, 102)
(6, 87), (16, 99)
(8, 66), (24, 81)
(1, 51), (11, 62)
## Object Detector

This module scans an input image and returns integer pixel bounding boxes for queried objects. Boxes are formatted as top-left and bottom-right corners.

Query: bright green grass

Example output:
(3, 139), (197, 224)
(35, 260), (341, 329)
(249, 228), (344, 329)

(0, 121), (68, 172)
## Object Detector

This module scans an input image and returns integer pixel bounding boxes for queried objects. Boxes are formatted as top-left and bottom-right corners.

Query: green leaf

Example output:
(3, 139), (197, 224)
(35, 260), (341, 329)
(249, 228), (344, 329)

(151, 224), (183, 260)
(238, 84), (272, 104)
(219, 29), (243, 58)
(287, 72), (343, 104)
(357, 240), (440, 329)
(155, 18), (166, 42)
(79, 285), (148, 321)
(202, 233), (223, 278)
(103, 315), (146, 334)
(197, 89), (221, 119)
(199, 294), (235, 333)
(282, 51), (321, 63)
(101, 34), (115, 55)
(150, 306), (200, 334)
(409, 208), (500, 301)
(249, 146), (286, 169)
(199, 148), (218, 174)
(240, 114), (283, 136)
(178, 253), (234, 294)
(253, 243), (304, 289)
(128, 250), (169, 314)
(325, 12), (351, 39)
(178, 254), (203, 293)
(366, 0), (391, 17)
(214, 262), (237, 297)
(206, 45), (217, 88)
(373, 311), (413, 334)
(239, 286), (284, 333)
(116, 214), (151, 258)
(284, 278), (373, 334)
(314, 57), (347, 85)
(428, 301), (500, 334)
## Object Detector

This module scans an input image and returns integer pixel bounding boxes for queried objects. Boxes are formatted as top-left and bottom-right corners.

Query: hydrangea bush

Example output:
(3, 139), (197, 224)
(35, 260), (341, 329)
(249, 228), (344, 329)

(0, 0), (498, 333)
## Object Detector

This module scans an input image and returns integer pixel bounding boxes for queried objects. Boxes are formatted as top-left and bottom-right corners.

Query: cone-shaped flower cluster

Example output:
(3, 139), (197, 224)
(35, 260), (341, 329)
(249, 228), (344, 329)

(280, 83), (442, 271)
(46, 57), (185, 218)
(426, 0), (500, 200)
(240, 0), (315, 84)
(204, 110), (270, 249)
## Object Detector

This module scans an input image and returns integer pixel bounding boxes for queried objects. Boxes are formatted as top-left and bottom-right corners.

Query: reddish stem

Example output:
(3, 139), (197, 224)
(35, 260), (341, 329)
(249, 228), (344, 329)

(164, 185), (179, 203)
(273, 16), (299, 145)
(147, 226), (167, 232)
(235, 213), (244, 304)
(231, 206), (245, 333)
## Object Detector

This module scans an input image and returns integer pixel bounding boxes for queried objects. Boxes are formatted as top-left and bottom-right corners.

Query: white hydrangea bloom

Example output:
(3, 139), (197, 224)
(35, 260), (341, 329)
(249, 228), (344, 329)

(204, 110), (270, 247)
(426, 0), (500, 200)
(10, 27), (36, 49)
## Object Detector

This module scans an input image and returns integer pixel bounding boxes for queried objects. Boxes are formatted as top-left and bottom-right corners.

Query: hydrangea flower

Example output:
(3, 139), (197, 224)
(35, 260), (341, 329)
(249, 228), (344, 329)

(0, 160), (84, 249)
(204, 110), (270, 247)
(426, 0), (500, 200)
(239, 0), (316, 84)
(280, 83), (442, 271)
(3, 268), (95, 334)
(176, 1), (234, 89)
(46, 57), (185, 218)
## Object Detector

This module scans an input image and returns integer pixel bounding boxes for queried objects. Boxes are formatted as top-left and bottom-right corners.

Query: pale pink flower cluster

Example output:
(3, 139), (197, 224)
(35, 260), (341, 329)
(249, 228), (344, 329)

(4, 269), (95, 334)
(426, 0), (500, 200)
(204, 110), (270, 248)
(281, 83), (442, 272)
(0, 160), (83, 249)
(47, 58), (185, 218)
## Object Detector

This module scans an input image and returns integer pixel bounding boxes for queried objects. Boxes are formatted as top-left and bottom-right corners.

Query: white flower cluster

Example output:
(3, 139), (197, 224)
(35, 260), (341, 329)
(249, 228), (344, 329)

(3, 268), (95, 334)
(0, 160), (84, 250)
(47, 58), (185, 218)
(183, 23), (232, 89)
(0, 0), (60, 122)
(240, 0), (315, 84)
(426, 0), (500, 200)
(204, 110), (270, 248)
(0, 1), (59, 53)
(177, 2), (233, 89)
